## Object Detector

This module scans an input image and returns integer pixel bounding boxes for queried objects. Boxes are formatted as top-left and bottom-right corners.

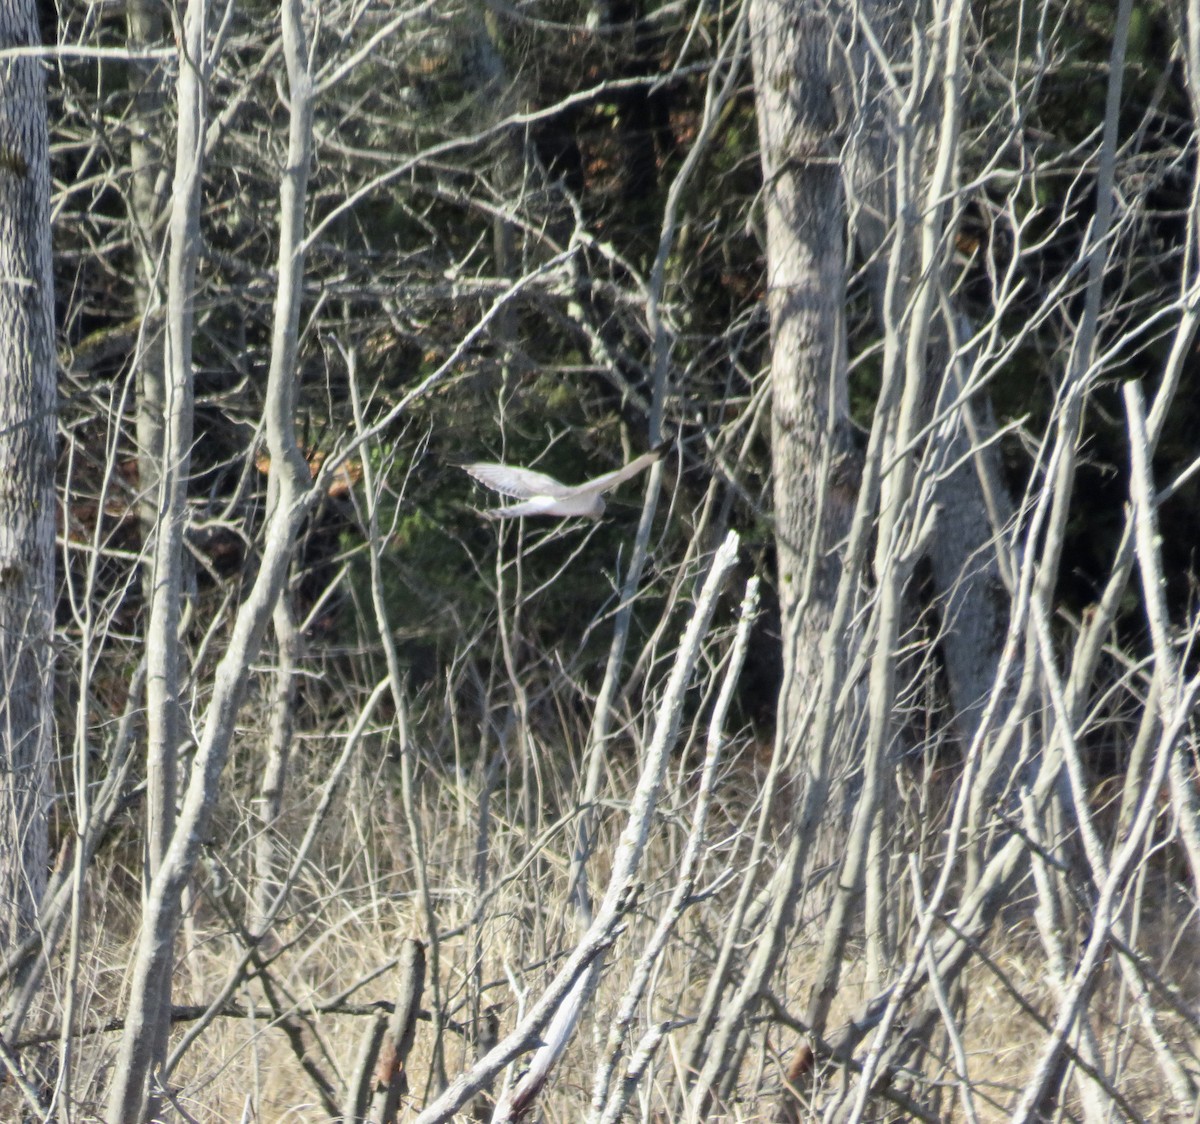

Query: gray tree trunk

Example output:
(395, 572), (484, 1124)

(106, 0), (207, 1112)
(683, 0), (862, 1087)
(756, 0), (858, 775)
(125, 0), (182, 893)
(0, 0), (57, 980)
(126, 0), (169, 614)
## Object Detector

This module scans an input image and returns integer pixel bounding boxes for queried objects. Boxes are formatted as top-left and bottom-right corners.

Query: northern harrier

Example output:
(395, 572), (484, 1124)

(462, 442), (668, 520)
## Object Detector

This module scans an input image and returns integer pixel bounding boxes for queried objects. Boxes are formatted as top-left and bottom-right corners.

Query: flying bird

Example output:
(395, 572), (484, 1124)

(462, 442), (668, 520)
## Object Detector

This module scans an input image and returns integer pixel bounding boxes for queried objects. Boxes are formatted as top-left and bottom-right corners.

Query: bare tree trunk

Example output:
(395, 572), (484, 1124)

(0, 0), (57, 1008)
(755, 0), (860, 1026)
(126, 0), (169, 602)
(128, 0), (188, 954)
(248, 598), (299, 939)
(759, 0), (857, 777)
(108, 0), (207, 1110)
(106, 0), (317, 1114)
(683, 3), (860, 1106)
(124, 0), (186, 905)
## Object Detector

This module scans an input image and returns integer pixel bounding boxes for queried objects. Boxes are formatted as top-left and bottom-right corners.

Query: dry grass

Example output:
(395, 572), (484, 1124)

(43, 725), (1199, 1122)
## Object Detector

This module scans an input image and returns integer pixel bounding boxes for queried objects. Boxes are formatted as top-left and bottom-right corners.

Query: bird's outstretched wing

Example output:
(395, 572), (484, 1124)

(461, 441), (669, 519)
(573, 440), (669, 496)
(462, 463), (573, 499)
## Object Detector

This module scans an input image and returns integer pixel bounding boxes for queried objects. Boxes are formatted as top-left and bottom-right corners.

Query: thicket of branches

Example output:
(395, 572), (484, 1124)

(0, 0), (1197, 1121)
